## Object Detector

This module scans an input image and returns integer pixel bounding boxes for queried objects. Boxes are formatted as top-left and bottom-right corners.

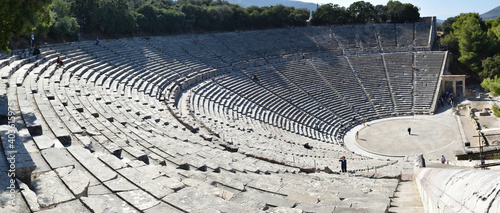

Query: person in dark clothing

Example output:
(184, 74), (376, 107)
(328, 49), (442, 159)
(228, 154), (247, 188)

(408, 127), (411, 135)
(339, 156), (347, 173)
(304, 143), (312, 150)
(56, 55), (64, 67)
(32, 44), (41, 56)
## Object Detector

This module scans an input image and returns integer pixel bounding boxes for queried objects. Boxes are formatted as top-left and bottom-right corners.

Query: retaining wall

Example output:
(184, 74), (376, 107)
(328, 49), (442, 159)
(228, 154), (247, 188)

(415, 168), (500, 213)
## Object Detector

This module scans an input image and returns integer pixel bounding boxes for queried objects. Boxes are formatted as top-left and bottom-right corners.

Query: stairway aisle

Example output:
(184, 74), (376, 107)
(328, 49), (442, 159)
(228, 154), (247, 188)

(388, 179), (425, 213)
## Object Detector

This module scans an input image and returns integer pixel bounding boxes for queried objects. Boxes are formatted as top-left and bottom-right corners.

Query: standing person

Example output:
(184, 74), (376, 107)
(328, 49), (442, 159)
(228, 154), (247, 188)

(30, 33), (35, 48)
(95, 37), (100, 45)
(363, 119), (366, 126)
(441, 155), (446, 164)
(77, 32), (81, 42)
(356, 131), (359, 139)
(339, 156), (347, 173)
(408, 127), (411, 135)
(32, 44), (40, 56)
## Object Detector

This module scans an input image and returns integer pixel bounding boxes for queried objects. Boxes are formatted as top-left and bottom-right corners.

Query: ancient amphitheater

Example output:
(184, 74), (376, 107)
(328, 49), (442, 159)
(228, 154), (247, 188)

(1, 18), (499, 212)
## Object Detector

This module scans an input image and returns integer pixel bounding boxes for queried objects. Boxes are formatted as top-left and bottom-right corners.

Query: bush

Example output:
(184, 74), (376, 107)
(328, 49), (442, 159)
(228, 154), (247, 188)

(492, 104), (500, 117)
(51, 15), (80, 36)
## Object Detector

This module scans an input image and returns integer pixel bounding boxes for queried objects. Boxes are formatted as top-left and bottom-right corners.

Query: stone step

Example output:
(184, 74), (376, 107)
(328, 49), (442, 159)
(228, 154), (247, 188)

(388, 180), (424, 213)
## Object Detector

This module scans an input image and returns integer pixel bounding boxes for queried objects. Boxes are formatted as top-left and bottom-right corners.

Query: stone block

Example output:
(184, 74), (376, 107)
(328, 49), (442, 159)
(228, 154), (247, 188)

(35, 199), (90, 213)
(32, 135), (55, 150)
(102, 141), (122, 158)
(144, 202), (183, 213)
(67, 146), (117, 182)
(17, 180), (40, 212)
(0, 125), (36, 184)
(55, 166), (90, 198)
(267, 207), (303, 213)
(41, 148), (75, 169)
(103, 176), (138, 192)
(80, 194), (136, 213)
(22, 110), (42, 136)
(32, 171), (75, 207)
(117, 190), (160, 211)
(99, 154), (127, 170)
(138, 177), (176, 199)
(123, 146), (149, 164)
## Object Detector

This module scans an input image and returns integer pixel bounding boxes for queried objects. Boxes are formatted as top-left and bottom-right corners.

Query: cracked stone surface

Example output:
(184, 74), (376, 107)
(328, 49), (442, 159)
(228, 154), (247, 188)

(162, 186), (252, 212)
(55, 166), (90, 198)
(103, 176), (138, 192)
(32, 171), (75, 207)
(81, 194), (138, 213)
(32, 135), (55, 150)
(18, 180), (40, 212)
(267, 207), (304, 213)
(137, 176), (176, 199)
(36, 199), (90, 213)
(99, 154), (127, 170)
(117, 190), (160, 211)
(143, 202), (183, 213)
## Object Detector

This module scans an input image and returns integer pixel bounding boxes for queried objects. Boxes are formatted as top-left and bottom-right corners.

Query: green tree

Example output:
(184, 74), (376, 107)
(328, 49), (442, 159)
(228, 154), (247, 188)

(262, 4), (294, 27)
(374, 4), (387, 23)
(349, 1), (376, 23)
(0, 0), (53, 53)
(440, 33), (459, 54)
(401, 3), (419, 22)
(482, 76), (500, 97)
(480, 54), (500, 78)
(137, 4), (185, 32)
(485, 17), (500, 56)
(492, 104), (500, 117)
(207, 5), (234, 30)
(442, 16), (458, 34)
(290, 8), (309, 26)
(311, 4), (349, 25)
(73, 0), (136, 34)
(244, 6), (264, 28)
(72, 0), (100, 32)
(151, 0), (174, 8)
(49, 0), (80, 37)
(51, 15), (80, 36)
(180, 3), (211, 29)
(455, 14), (493, 73)
(98, 0), (137, 33)
(136, 5), (163, 32)
(386, 0), (419, 23)
(177, 0), (212, 6)
(481, 75), (500, 118)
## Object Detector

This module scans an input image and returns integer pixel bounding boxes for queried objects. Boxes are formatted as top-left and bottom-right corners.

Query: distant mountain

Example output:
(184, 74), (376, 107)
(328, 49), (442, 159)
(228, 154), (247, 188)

(226, 0), (318, 11)
(436, 19), (444, 24)
(481, 6), (500, 20)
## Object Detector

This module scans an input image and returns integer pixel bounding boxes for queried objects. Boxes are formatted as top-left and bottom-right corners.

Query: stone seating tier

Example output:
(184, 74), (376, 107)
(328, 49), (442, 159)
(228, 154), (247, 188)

(0, 22), (440, 212)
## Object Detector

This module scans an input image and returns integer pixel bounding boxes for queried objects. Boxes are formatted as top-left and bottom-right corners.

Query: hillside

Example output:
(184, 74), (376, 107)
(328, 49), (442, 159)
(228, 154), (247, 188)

(481, 5), (500, 20)
(226, 0), (317, 11)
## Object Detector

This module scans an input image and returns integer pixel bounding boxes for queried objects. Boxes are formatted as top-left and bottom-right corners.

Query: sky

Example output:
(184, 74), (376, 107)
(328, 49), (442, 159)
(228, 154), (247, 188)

(297, 0), (499, 20)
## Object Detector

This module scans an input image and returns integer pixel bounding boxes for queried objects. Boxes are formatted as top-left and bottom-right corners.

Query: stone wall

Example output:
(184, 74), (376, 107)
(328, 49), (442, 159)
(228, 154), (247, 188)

(415, 168), (500, 213)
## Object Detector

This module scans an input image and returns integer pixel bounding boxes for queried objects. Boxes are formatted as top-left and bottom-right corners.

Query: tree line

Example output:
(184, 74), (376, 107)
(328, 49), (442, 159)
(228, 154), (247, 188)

(1, 0), (422, 54)
(311, 0), (419, 25)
